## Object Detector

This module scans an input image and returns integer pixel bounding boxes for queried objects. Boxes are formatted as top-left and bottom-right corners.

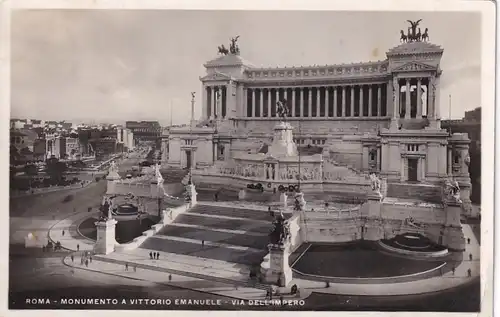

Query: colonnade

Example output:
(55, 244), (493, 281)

(244, 84), (387, 118)
(391, 77), (437, 120)
(205, 86), (227, 119)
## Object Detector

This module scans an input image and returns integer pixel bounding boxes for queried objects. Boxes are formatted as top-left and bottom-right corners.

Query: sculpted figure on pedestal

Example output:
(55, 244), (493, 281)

(444, 179), (462, 203)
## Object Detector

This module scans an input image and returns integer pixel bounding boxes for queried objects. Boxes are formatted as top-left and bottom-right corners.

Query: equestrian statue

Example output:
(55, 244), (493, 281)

(276, 99), (290, 120)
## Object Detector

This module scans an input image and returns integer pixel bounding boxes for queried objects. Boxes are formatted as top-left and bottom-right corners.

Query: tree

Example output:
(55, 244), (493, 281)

(45, 157), (67, 184)
(10, 145), (20, 165)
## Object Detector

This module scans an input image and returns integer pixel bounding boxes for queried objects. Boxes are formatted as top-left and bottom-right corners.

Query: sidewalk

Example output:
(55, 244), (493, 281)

(48, 211), (97, 252)
(63, 253), (278, 301)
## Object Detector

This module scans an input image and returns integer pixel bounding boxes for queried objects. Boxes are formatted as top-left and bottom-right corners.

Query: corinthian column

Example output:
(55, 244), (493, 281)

(316, 87), (321, 117)
(342, 86), (346, 117)
(325, 87), (330, 117)
(291, 88), (296, 117)
(416, 79), (422, 118)
(350, 86), (354, 117)
(268, 88), (272, 117)
(308, 88), (312, 117)
(252, 88), (256, 117)
(359, 85), (364, 117)
(368, 85), (373, 117)
(377, 84), (382, 117)
(405, 79), (411, 119)
(333, 87), (337, 117)
(300, 88), (304, 117)
(260, 88), (264, 117)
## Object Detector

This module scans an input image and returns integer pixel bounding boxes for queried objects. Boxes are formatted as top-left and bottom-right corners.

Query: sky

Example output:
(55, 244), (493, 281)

(10, 10), (481, 125)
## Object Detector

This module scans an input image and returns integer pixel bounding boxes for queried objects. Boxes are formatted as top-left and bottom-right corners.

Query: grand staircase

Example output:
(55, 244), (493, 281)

(386, 182), (443, 203)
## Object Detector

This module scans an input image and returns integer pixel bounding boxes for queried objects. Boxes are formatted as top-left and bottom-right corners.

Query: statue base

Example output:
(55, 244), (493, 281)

(444, 200), (462, 227)
(106, 171), (121, 181)
(262, 243), (293, 287)
(238, 189), (247, 200)
(94, 218), (118, 255)
(280, 192), (288, 209)
(185, 183), (197, 207)
(441, 225), (465, 251)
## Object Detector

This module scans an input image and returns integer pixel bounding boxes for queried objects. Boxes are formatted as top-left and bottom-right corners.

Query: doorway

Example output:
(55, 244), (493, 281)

(185, 150), (192, 170)
(407, 158), (418, 182)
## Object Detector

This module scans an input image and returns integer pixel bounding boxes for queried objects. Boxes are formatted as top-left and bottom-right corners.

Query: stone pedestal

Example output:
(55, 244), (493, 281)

(268, 122), (298, 157)
(106, 171), (121, 181)
(280, 192), (288, 209)
(442, 200), (465, 251)
(186, 184), (197, 207)
(263, 244), (293, 287)
(238, 189), (247, 200)
(361, 191), (382, 218)
(444, 200), (462, 227)
(94, 219), (118, 255)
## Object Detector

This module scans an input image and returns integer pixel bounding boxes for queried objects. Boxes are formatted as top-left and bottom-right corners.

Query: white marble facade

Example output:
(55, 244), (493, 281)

(167, 39), (471, 192)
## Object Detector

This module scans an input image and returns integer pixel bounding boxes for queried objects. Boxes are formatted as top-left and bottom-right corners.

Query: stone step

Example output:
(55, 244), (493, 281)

(386, 183), (442, 203)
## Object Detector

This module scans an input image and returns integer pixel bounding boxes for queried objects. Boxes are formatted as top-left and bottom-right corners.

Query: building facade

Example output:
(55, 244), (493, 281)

(167, 30), (473, 211)
(125, 121), (161, 144)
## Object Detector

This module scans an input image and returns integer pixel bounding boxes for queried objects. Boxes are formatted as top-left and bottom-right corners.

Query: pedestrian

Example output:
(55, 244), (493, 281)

(157, 252), (160, 260)
(77, 244), (80, 251)
(81, 257), (84, 265)
(125, 263), (128, 271)
(133, 266), (137, 272)
(62, 230), (65, 237)
(71, 254), (74, 263)
(89, 256), (92, 263)
(452, 267), (456, 275)
(202, 240), (205, 247)
(469, 253), (473, 261)
(85, 259), (89, 267)
(468, 268), (472, 277)
(149, 252), (153, 259)
(168, 274), (172, 281)
(467, 238), (471, 244)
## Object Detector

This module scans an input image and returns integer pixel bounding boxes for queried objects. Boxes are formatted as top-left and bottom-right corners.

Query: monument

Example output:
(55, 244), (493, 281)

(93, 196), (118, 255)
(263, 211), (293, 286)
(106, 160), (121, 181)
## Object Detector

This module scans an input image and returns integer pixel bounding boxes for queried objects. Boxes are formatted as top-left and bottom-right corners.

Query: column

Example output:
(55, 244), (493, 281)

(392, 78), (399, 119)
(428, 76), (435, 120)
(252, 88), (257, 117)
(268, 89), (272, 117)
(342, 86), (346, 117)
(202, 85), (208, 119)
(377, 84), (382, 117)
(260, 88), (264, 117)
(242, 87), (247, 118)
(333, 87), (338, 117)
(416, 78), (422, 118)
(308, 88), (312, 117)
(350, 86), (354, 117)
(421, 157), (426, 180)
(276, 88), (280, 117)
(300, 88), (304, 117)
(447, 147), (452, 175)
(405, 79), (410, 119)
(291, 88), (296, 117)
(359, 86), (364, 117)
(368, 85), (373, 117)
(325, 87), (329, 117)
(316, 87), (321, 117)
(435, 76), (441, 120)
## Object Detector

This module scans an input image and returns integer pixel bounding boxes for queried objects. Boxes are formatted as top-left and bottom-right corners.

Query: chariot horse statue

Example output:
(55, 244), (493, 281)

(406, 19), (422, 41)
(218, 45), (229, 55)
(269, 213), (290, 245)
(229, 36), (240, 54)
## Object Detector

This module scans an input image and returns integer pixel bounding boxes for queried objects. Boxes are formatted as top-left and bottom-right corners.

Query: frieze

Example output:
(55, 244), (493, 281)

(392, 61), (436, 72)
(245, 61), (389, 81)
